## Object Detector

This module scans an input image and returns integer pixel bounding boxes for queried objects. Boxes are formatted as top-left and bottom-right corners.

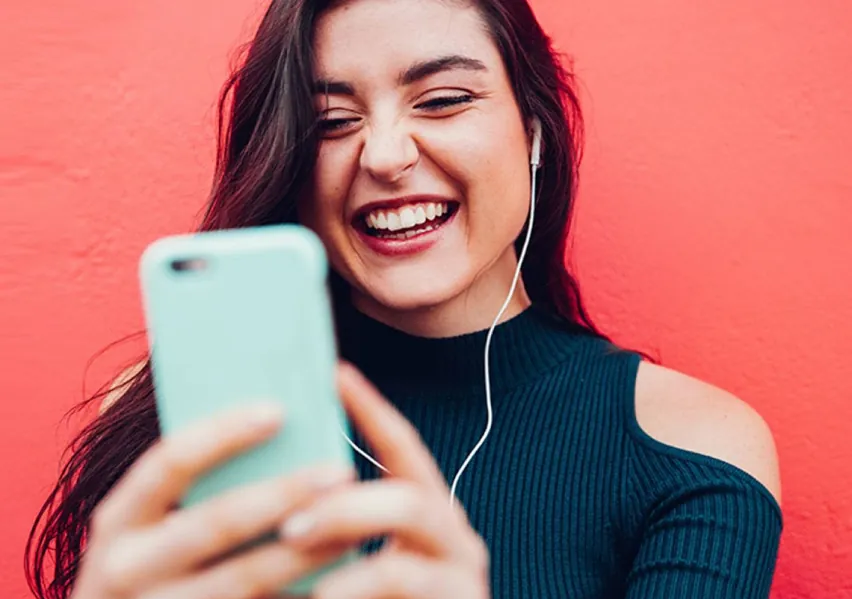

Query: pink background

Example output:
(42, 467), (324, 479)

(2, 1), (850, 597)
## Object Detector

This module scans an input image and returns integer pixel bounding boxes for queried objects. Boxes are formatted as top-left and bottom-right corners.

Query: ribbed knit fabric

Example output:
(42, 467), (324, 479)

(337, 304), (783, 599)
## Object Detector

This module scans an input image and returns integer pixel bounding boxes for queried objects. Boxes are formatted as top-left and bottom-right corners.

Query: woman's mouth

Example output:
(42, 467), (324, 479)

(353, 200), (459, 256)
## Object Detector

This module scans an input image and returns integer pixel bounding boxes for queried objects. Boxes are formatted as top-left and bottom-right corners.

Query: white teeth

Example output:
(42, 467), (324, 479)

(381, 223), (438, 240)
(414, 206), (426, 225)
(386, 212), (402, 231)
(399, 207), (416, 229)
(364, 201), (451, 233)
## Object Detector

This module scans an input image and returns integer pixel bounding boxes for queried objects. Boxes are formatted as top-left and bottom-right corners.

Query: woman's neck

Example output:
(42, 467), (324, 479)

(350, 250), (532, 338)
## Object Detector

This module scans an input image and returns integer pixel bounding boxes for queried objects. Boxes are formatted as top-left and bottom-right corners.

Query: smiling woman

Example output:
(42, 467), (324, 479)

(27, 1), (781, 599)
(301, 3), (536, 327)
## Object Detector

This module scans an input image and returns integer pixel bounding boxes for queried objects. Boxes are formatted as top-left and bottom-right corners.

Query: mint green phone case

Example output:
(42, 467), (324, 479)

(139, 225), (355, 596)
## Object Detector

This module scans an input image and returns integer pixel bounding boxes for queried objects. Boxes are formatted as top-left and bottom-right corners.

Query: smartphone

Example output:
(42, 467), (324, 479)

(139, 224), (355, 595)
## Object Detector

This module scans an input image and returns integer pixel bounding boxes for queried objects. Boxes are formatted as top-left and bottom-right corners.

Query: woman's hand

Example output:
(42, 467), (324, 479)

(70, 405), (355, 599)
(69, 362), (490, 599)
(283, 363), (491, 599)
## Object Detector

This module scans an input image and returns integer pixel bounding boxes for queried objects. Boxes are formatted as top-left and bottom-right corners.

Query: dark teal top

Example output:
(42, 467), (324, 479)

(338, 304), (782, 599)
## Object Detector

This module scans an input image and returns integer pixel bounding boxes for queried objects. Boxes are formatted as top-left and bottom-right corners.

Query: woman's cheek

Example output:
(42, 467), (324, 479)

(305, 156), (352, 233)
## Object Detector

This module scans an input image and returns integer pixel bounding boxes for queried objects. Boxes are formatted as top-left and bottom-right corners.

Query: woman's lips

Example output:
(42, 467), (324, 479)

(354, 206), (458, 257)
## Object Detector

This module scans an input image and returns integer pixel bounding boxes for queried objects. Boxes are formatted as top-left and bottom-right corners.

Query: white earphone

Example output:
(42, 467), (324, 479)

(530, 116), (543, 170)
(343, 117), (544, 506)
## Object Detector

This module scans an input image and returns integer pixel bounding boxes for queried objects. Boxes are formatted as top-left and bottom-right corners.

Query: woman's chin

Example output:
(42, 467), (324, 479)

(352, 274), (467, 317)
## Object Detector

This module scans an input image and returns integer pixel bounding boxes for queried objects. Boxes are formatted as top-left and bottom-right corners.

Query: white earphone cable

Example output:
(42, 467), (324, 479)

(339, 424), (390, 473)
(448, 161), (538, 507)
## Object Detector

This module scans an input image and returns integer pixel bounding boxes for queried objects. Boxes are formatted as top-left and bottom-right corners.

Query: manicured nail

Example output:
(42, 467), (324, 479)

(281, 512), (315, 539)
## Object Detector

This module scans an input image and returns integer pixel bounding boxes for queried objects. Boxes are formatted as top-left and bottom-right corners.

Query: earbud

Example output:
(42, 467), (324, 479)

(530, 117), (543, 169)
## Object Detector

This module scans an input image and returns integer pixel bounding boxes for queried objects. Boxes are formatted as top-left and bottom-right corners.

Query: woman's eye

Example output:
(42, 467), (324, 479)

(415, 94), (475, 112)
(318, 117), (360, 133)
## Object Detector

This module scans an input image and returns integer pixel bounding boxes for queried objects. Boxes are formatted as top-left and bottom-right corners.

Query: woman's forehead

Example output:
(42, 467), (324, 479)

(312, 0), (496, 83)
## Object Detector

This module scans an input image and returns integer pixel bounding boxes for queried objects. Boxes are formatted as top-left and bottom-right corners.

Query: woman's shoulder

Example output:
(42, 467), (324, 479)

(99, 361), (146, 414)
(632, 361), (782, 504)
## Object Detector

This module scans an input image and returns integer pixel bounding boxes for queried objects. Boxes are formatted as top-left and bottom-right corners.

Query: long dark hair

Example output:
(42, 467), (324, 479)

(26, 1), (609, 597)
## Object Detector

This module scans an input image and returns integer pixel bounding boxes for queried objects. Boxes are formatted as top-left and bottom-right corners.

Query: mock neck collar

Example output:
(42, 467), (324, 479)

(335, 302), (588, 395)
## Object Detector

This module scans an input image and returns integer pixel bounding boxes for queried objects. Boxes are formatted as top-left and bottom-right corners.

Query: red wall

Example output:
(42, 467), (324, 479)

(2, 1), (850, 597)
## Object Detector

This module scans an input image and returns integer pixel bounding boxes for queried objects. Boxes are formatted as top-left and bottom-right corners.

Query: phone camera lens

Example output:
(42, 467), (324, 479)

(170, 259), (207, 273)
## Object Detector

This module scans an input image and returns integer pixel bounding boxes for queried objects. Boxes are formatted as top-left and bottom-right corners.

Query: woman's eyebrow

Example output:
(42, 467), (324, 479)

(312, 54), (488, 96)
(398, 54), (488, 85)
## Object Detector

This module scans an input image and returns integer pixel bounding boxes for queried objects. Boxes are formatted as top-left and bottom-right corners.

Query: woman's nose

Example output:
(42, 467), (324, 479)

(359, 123), (420, 183)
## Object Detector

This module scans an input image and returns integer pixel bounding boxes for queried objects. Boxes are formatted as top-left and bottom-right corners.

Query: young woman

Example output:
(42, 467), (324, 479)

(27, 1), (783, 598)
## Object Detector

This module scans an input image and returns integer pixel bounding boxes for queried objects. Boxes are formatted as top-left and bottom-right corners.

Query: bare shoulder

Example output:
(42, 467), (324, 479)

(634, 361), (782, 504)
(99, 361), (146, 414)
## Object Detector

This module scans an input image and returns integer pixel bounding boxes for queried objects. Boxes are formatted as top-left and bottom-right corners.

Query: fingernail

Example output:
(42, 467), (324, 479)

(243, 405), (284, 429)
(281, 511), (315, 539)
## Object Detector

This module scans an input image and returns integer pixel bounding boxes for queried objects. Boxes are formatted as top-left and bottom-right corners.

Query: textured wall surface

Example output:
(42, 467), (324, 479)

(2, 1), (850, 597)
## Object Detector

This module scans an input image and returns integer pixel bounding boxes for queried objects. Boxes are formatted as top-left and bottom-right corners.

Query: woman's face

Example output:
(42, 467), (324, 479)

(300, 0), (533, 325)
